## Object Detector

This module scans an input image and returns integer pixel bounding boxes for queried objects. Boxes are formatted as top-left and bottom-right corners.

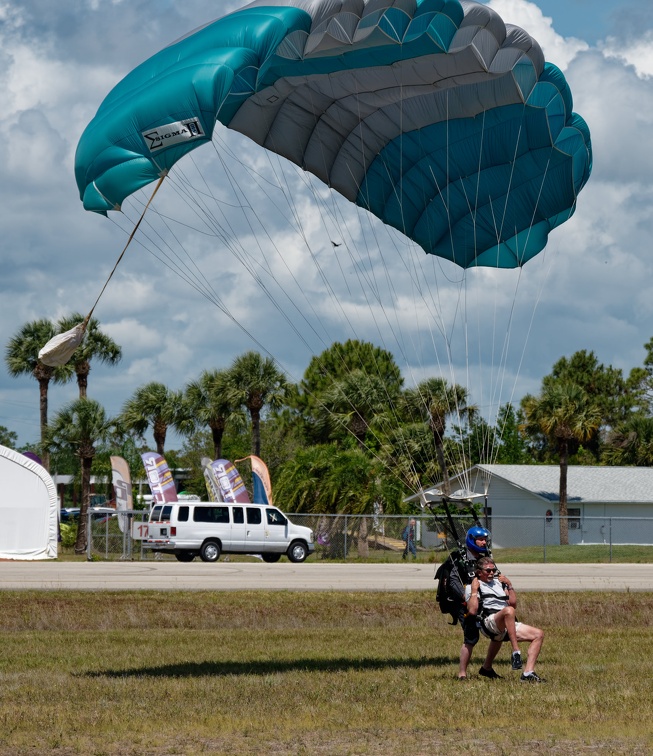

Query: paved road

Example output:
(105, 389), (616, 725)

(0, 561), (651, 591)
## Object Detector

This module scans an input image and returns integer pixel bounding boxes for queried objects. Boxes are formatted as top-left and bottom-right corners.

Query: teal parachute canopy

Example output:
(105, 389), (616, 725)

(75, 0), (592, 269)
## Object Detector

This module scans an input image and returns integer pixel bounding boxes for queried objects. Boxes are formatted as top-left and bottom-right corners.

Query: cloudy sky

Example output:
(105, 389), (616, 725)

(1, 0), (652, 450)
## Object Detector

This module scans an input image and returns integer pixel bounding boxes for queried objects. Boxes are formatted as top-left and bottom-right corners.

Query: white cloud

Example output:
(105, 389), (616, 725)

(601, 30), (653, 79)
(487, 0), (589, 70)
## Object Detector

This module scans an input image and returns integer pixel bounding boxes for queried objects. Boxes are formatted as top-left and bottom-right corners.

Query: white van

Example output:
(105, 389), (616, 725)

(138, 502), (314, 563)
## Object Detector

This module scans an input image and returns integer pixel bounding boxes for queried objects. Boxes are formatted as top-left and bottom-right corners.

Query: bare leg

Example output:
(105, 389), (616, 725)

(492, 606), (520, 653)
(459, 642), (473, 678)
(516, 624), (544, 674)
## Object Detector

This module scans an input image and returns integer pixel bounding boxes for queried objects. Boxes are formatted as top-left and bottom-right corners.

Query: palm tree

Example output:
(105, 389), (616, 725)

(57, 313), (122, 398)
(5, 319), (73, 470)
(317, 369), (394, 450)
(119, 382), (183, 455)
(603, 415), (653, 466)
(402, 378), (475, 495)
(184, 369), (243, 460)
(227, 352), (288, 456)
(47, 398), (112, 553)
(522, 381), (601, 545)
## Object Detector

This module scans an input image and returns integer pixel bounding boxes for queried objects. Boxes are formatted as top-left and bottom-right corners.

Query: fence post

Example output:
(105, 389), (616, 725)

(609, 518), (612, 563)
(344, 515), (348, 560)
(86, 511), (92, 561)
(543, 516), (546, 564)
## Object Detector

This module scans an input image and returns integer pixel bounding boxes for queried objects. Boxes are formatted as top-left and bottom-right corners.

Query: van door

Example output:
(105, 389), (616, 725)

(230, 506), (247, 552)
(245, 507), (265, 550)
(264, 507), (288, 552)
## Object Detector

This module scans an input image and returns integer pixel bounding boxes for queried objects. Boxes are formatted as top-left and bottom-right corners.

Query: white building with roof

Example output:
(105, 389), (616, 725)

(427, 465), (653, 547)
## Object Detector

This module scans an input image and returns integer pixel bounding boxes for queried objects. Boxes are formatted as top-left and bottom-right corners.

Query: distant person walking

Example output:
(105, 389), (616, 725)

(402, 518), (417, 559)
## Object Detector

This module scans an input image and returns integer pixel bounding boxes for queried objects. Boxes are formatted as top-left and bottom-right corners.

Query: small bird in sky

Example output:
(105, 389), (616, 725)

(331, 240), (342, 247)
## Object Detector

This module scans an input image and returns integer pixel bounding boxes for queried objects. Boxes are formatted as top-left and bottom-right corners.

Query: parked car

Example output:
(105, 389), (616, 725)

(60, 507), (80, 523)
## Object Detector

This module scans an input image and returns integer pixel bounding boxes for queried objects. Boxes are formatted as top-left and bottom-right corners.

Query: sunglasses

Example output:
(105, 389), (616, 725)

(481, 567), (497, 573)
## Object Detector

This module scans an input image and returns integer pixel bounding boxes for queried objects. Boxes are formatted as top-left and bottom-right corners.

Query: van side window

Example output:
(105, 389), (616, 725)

(194, 506), (229, 524)
(178, 506), (189, 522)
(150, 505), (162, 522)
(246, 507), (262, 525)
(233, 507), (244, 524)
(267, 509), (287, 526)
(161, 505), (172, 521)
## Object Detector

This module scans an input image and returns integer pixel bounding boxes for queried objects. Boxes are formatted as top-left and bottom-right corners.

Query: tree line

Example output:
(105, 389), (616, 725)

(6, 316), (653, 551)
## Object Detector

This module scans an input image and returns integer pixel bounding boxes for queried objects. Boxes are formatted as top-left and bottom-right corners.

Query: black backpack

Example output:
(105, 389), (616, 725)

(434, 550), (475, 625)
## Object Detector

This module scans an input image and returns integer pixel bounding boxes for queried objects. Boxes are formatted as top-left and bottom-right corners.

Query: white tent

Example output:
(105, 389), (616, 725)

(0, 445), (58, 560)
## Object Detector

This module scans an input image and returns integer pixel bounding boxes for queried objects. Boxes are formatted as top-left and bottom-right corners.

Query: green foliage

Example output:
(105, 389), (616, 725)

(0, 424), (18, 448)
(11, 331), (653, 521)
(274, 444), (404, 515)
(119, 381), (184, 455)
(602, 414), (653, 466)
(58, 523), (76, 548)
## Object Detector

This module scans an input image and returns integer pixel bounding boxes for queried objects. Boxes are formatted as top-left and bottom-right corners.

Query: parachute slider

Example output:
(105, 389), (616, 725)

(38, 321), (88, 367)
(404, 486), (484, 509)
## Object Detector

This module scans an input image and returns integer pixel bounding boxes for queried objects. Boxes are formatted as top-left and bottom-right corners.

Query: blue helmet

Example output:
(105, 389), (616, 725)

(466, 526), (491, 555)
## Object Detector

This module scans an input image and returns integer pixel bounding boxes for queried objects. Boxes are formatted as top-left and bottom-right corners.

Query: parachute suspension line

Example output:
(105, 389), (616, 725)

(308, 74), (432, 439)
(85, 174), (166, 327)
(106, 207), (280, 363)
(262, 149), (365, 341)
(486, 148), (555, 446)
(473, 109), (527, 472)
(116, 181), (417, 487)
(215, 91), (423, 491)
(274, 72), (441, 491)
(223, 94), (410, 461)
(520, 154), (553, 265)
(490, 139), (553, 446)
(496, 108), (526, 248)
(197, 137), (343, 355)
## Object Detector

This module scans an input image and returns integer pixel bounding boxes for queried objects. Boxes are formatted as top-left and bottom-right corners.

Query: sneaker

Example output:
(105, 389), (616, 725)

(520, 672), (546, 683)
(511, 651), (522, 670)
(479, 666), (502, 680)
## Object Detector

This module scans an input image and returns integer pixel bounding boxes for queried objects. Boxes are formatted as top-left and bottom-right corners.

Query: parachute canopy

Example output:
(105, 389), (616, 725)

(75, 0), (592, 269)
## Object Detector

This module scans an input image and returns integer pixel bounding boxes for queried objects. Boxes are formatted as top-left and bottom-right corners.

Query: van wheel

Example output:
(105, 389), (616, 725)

(175, 552), (195, 562)
(200, 540), (221, 562)
(287, 541), (308, 563)
(261, 553), (281, 563)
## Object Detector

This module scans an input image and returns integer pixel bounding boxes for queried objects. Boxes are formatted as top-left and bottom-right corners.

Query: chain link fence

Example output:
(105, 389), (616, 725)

(84, 510), (653, 562)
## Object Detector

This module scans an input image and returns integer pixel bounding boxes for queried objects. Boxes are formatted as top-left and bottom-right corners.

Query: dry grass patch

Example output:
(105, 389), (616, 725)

(0, 591), (651, 755)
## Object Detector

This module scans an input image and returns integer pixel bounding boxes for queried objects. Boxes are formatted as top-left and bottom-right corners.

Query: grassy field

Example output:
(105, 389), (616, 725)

(1, 590), (652, 755)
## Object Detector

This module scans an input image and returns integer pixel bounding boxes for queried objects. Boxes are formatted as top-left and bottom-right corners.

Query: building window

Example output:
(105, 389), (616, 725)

(567, 508), (581, 530)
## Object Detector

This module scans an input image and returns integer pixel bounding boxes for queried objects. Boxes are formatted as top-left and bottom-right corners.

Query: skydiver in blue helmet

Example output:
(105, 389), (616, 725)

(465, 525), (491, 566)
(458, 524), (502, 680)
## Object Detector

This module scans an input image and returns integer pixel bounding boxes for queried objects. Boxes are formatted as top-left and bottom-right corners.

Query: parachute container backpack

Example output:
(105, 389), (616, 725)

(75, 0), (592, 269)
(435, 550), (474, 625)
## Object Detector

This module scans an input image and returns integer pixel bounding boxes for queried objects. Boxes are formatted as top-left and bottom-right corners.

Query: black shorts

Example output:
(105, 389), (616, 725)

(460, 612), (480, 646)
